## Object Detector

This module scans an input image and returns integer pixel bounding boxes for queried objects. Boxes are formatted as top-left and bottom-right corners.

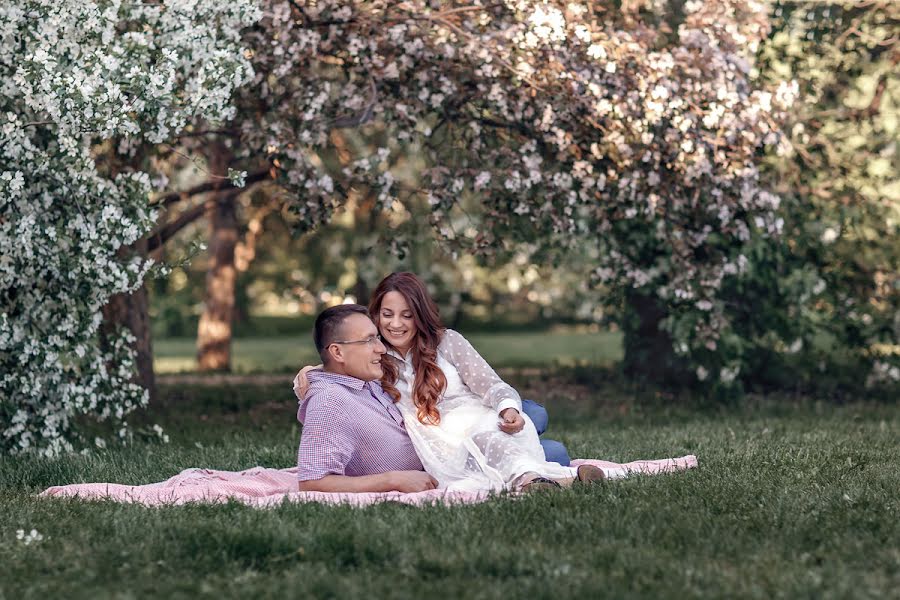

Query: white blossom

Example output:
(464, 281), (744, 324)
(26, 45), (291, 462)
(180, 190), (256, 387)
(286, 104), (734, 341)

(1, 0), (260, 455)
(821, 227), (839, 244)
(16, 529), (44, 545)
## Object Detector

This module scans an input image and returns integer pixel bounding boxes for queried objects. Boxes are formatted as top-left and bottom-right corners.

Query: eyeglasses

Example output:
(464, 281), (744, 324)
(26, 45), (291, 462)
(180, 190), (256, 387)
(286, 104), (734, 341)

(331, 334), (384, 347)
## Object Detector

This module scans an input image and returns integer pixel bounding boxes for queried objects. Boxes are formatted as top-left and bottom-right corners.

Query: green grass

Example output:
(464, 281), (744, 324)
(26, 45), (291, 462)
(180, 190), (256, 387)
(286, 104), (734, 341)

(2, 378), (898, 599)
(154, 329), (624, 374)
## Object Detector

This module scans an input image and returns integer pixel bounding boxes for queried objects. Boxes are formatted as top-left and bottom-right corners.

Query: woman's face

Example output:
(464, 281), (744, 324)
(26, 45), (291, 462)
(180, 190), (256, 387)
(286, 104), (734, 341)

(378, 291), (417, 353)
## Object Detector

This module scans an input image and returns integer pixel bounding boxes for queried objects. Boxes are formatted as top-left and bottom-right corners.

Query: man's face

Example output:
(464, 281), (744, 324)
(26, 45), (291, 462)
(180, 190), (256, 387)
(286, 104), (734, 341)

(332, 313), (386, 381)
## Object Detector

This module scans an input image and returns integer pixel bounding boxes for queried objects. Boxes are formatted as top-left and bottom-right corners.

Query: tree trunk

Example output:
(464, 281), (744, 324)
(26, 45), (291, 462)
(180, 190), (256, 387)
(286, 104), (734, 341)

(352, 273), (370, 306)
(351, 191), (380, 306)
(447, 291), (465, 330)
(197, 190), (239, 372)
(101, 238), (156, 402)
(234, 204), (273, 273)
(621, 290), (690, 387)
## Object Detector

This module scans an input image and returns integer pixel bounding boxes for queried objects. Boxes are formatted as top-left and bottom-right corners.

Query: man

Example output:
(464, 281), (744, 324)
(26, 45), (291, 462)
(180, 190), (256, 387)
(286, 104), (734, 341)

(296, 304), (437, 492)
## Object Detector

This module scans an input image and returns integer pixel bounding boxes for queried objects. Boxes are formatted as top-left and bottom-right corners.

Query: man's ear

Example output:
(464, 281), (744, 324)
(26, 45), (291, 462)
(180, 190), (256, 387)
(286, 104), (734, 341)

(326, 343), (344, 364)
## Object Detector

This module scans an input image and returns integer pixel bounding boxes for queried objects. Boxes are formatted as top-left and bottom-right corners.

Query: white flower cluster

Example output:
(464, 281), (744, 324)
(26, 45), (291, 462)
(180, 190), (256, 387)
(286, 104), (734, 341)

(1, 0), (260, 455)
(16, 529), (44, 545)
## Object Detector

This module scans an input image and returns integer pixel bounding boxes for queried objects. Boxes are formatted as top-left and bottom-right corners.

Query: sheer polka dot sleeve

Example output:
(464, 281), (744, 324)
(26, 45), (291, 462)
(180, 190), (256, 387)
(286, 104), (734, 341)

(439, 329), (522, 414)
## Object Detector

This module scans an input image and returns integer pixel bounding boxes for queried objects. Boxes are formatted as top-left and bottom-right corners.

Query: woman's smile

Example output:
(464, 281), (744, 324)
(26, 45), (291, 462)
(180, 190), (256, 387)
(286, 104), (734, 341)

(378, 291), (418, 353)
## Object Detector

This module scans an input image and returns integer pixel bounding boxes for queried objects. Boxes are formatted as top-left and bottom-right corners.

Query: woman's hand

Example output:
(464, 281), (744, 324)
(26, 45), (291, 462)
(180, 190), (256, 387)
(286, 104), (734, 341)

(498, 408), (525, 434)
(292, 364), (322, 400)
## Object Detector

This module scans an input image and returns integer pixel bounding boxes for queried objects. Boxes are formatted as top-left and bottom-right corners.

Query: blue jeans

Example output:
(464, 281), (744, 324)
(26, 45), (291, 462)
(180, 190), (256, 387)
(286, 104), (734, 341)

(520, 399), (570, 466)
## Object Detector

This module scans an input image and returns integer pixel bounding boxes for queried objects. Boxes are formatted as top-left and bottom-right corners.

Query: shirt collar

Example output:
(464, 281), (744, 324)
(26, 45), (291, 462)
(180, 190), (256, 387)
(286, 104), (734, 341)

(306, 369), (367, 390)
(306, 370), (392, 399)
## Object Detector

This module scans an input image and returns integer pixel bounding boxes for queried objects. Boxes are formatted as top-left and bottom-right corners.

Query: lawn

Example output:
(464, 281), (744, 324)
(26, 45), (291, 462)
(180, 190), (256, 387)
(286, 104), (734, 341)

(2, 376), (898, 599)
(153, 329), (624, 374)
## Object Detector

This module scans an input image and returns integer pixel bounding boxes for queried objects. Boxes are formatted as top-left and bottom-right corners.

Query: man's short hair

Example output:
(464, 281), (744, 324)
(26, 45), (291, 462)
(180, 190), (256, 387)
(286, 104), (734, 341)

(313, 304), (370, 363)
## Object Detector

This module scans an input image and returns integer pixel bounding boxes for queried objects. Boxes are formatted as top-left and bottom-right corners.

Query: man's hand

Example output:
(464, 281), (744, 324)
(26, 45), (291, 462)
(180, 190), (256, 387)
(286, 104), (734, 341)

(389, 470), (439, 492)
(499, 408), (525, 434)
(298, 470), (438, 493)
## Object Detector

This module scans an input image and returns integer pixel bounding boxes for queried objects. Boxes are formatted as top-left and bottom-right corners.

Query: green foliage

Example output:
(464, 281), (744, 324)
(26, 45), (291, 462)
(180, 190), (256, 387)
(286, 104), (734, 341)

(733, 1), (900, 393)
(2, 383), (898, 598)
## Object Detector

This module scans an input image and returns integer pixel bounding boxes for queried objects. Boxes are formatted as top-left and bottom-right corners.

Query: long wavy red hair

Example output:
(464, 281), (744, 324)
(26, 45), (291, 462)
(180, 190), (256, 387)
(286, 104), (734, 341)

(369, 272), (447, 425)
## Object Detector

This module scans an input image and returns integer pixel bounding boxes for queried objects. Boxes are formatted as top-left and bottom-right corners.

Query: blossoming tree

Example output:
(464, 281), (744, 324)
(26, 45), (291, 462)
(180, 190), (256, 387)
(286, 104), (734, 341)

(209, 0), (795, 387)
(0, 0), (260, 455)
(140, 0), (803, 389)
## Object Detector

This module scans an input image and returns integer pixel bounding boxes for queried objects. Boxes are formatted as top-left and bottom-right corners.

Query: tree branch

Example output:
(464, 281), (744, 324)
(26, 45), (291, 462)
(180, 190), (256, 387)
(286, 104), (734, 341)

(176, 128), (240, 139)
(331, 77), (378, 128)
(149, 169), (271, 209)
(147, 188), (245, 257)
(147, 202), (208, 256)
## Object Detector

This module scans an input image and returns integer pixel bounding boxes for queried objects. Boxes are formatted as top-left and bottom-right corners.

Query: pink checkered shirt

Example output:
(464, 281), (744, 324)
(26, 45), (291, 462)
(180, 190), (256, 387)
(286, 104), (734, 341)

(297, 369), (424, 482)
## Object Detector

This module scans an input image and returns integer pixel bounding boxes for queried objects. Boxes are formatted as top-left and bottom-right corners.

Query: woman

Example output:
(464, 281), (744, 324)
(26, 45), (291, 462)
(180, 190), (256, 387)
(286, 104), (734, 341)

(368, 272), (603, 492)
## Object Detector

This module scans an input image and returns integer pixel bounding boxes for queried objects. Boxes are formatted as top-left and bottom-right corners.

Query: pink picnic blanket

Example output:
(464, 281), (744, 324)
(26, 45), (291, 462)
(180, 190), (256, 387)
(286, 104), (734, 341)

(39, 455), (698, 508)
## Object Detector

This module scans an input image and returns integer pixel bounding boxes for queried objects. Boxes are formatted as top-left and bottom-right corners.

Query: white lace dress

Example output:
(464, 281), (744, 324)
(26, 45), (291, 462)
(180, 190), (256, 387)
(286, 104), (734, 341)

(388, 329), (577, 492)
